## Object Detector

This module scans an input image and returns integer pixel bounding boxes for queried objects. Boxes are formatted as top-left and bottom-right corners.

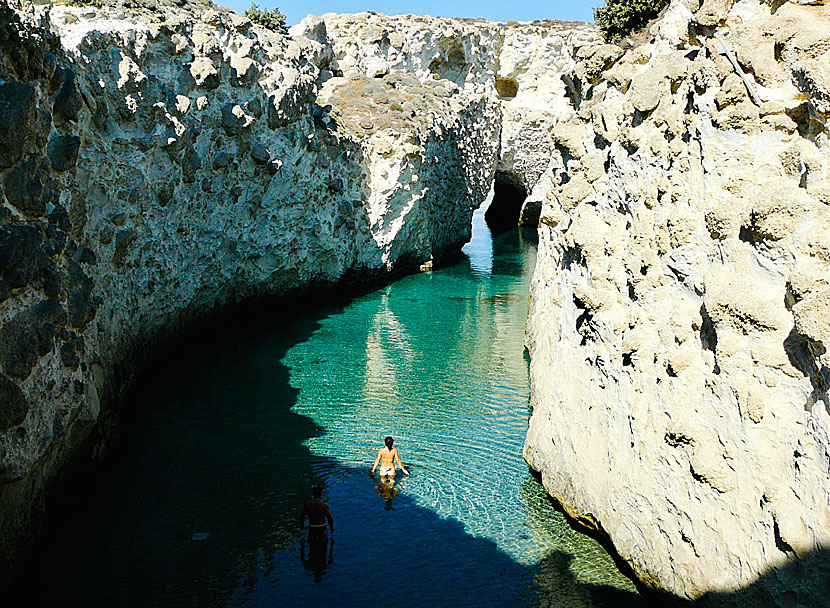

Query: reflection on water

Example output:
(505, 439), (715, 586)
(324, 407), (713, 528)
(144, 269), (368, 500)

(13, 206), (638, 607)
(300, 537), (334, 583)
(373, 475), (404, 510)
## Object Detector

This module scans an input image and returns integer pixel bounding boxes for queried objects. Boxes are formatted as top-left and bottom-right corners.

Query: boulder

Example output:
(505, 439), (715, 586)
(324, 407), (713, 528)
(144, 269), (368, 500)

(220, 103), (250, 135)
(250, 140), (270, 164)
(0, 300), (66, 380)
(0, 224), (45, 288)
(2, 158), (45, 218)
(189, 57), (220, 90)
(52, 68), (82, 126)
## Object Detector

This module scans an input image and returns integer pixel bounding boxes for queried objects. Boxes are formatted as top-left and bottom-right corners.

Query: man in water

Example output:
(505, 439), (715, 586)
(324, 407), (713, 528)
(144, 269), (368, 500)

(371, 436), (410, 479)
(300, 486), (334, 543)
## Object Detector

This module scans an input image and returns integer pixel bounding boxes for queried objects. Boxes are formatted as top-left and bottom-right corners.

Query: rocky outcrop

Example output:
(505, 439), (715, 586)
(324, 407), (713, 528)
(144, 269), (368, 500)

(294, 12), (601, 217)
(522, 0), (830, 603)
(3, 0), (829, 601)
(0, 1), (499, 578)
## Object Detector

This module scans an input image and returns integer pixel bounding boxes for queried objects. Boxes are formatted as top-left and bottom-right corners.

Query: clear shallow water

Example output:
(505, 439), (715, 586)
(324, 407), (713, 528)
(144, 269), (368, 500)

(16, 208), (639, 607)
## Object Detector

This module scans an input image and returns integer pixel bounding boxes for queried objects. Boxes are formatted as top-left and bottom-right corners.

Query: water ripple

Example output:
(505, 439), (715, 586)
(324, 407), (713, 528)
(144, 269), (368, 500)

(15, 211), (638, 607)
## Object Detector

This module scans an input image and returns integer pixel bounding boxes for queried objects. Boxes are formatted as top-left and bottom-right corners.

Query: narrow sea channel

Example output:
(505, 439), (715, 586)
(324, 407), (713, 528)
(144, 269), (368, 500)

(19, 205), (639, 606)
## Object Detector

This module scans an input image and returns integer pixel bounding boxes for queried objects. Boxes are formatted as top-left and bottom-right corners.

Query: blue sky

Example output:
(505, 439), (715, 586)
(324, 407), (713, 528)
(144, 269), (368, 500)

(220, 0), (596, 27)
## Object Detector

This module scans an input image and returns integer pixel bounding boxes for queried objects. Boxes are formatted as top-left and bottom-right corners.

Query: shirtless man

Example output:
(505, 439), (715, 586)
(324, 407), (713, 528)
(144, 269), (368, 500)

(371, 436), (409, 478)
(300, 487), (334, 542)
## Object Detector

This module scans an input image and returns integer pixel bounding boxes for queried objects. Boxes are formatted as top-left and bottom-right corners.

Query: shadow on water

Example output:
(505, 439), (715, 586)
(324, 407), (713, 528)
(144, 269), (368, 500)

(5, 262), (638, 608)
(11, 216), (826, 607)
(9, 297), (339, 605)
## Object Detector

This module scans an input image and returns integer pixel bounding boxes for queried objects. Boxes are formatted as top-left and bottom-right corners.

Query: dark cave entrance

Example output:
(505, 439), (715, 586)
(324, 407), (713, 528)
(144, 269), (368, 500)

(484, 173), (527, 234)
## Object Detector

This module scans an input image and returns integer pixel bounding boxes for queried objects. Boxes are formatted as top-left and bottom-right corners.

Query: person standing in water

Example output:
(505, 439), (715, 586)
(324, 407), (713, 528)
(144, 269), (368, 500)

(300, 487), (334, 543)
(371, 436), (409, 478)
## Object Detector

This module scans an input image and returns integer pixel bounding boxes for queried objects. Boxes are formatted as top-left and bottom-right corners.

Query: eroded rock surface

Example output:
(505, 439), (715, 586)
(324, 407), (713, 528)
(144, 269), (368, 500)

(295, 12), (601, 206)
(2, 0), (829, 602)
(520, 0), (830, 603)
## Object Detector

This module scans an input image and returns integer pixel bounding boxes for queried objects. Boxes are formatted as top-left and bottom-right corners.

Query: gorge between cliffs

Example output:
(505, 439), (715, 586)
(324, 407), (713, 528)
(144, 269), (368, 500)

(1, 0), (830, 604)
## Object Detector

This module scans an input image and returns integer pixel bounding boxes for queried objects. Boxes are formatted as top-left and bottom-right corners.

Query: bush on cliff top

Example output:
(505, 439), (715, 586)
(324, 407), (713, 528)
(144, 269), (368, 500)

(593, 0), (670, 42)
(245, 3), (288, 33)
(69, 0), (103, 7)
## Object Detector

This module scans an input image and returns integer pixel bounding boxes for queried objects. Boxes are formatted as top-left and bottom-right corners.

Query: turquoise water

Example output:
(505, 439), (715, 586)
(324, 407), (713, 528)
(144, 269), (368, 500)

(16, 208), (639, 606)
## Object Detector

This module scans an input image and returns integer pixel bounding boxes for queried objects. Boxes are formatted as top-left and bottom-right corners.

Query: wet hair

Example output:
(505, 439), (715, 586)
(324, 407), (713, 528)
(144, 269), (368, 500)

(384, 436), (394, 449)
(312, 486), (323, 498)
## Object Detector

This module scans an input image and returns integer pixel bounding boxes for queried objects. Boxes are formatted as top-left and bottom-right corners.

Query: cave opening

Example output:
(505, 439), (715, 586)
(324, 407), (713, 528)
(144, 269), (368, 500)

(484, 173), (527, 234)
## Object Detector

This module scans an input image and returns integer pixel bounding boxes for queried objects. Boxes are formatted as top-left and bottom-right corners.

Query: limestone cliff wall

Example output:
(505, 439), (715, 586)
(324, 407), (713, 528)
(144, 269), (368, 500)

(521, 0), (830, 603)
(0, 1), (499, 576)
(295, 12), (601, 196)
(2, 0), (828, 601)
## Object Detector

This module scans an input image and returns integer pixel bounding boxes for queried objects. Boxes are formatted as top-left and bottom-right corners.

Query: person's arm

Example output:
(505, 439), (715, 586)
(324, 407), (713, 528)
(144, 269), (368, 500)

(300, 502), (308, 529)
(395, 449), (409, 475)
(371, 449), (381, 473)
(324, 503), (334, 533)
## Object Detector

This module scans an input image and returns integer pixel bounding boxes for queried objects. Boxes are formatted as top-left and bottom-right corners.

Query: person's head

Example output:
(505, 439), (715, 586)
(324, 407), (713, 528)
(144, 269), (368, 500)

(384, 436), (394, 449)
(312, 486), (323, 499)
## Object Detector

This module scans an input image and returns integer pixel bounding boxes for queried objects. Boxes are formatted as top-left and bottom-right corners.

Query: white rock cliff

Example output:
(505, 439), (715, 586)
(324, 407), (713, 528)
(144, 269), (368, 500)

(519, 0), (830, 604)
(1, 0), (829, 602)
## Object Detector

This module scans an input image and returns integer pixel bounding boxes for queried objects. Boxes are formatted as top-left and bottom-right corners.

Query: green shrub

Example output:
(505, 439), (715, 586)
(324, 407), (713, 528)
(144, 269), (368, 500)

(593, 0), (670, 42)
(69, 0), (103, 8)
(244, 3), (288, 34)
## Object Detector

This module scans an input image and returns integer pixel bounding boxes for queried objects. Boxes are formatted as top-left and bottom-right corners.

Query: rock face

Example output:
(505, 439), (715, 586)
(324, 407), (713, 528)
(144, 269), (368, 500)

(0, 1), (500, 578)
(2, 0), (829, 602)
(520, 0), (830, 603)
(295, 12), (601, 204)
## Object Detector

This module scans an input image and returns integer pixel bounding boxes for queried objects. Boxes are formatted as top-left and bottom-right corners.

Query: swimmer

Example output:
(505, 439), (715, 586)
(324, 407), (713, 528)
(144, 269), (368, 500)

(371, 436), (409, 479)
(300, 487), (334, 543)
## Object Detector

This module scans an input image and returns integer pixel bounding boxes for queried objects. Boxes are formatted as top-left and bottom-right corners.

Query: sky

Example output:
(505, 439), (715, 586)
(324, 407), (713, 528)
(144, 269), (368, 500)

(220, 0), (596, 27)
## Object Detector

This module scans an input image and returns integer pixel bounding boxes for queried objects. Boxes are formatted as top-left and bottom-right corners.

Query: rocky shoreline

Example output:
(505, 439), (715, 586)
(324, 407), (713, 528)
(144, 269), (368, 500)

(1, 0), (829, 602)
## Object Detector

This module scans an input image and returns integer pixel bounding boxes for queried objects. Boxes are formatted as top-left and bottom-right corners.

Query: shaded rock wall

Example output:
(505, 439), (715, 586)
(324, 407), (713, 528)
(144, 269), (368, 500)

(0, 1), (499, 577)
